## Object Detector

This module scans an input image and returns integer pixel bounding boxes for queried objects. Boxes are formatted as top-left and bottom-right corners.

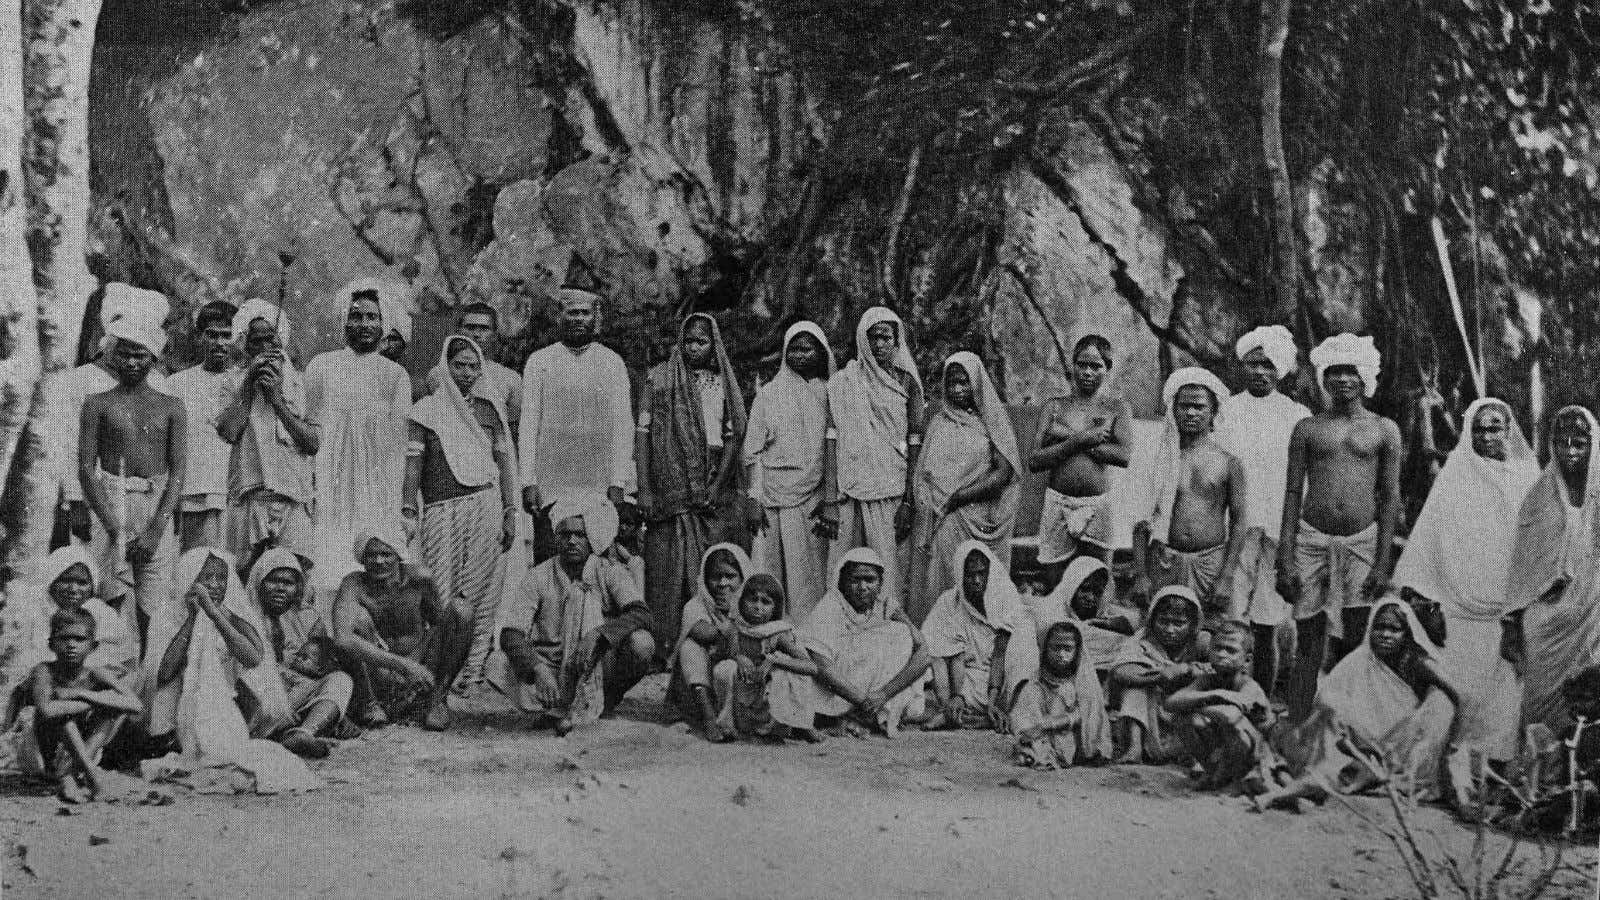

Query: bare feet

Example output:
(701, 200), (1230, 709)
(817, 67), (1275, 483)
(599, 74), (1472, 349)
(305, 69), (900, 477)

(57, 775), (90, 804)
(554, 717), (575, 737)
(281, 728), (331, 759)
(422, 698), (452, 732)
(792, 728), (824, 744)
(356, 701), (389, 728)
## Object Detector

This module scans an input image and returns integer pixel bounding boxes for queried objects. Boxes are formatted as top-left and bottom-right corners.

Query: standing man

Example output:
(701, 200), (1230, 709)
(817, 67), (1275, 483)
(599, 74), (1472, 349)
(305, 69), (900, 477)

(1216, 326), (1310, 694)
(455, 302), (523, 437)
(518, 288), (634, 561)
(1027, 335), (1133, 587)
(1278, 333), (1402, 722)
(305, 280), (413, 586)
(167, 300), (239, 551)
(1132, 367), (1246, 629)
(217, 299), (319, 568)
(78, 296), (186, 672)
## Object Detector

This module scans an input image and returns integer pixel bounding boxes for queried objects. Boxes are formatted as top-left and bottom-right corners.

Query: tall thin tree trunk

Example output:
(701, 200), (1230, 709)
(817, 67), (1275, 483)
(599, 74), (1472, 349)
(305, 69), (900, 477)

(1260, 0), (1297, 324)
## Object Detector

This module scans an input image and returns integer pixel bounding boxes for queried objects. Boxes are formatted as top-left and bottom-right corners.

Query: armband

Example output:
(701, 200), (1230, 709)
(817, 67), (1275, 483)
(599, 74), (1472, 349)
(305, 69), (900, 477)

(908, 433), (923, 447)
(824, 427), (838, 440)
(405, 440), (424, 457)
(637, 411), (653, 427)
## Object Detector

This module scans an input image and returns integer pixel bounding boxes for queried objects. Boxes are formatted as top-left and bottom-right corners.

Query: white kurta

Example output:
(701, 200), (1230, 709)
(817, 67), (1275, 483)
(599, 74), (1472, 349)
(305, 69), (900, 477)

(167, 365), (238, 500)
(305, 348), (411, 585)
(518, 342), (635, 506)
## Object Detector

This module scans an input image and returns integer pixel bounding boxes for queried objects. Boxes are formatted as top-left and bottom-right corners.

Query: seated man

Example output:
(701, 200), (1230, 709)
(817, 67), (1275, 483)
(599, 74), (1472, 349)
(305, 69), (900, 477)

(20, 608), (142, 802)
(801, 547), (933, 737)
(331, 530), (471, 731)
(247, 549), (356, 758)
(489, 494), (655, 735)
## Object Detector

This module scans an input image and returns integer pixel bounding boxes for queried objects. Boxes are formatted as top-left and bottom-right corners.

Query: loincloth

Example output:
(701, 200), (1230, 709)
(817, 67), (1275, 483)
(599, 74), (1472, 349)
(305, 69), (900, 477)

(1292, 519), (1377, 638)
(1037, 489), (1111, 564)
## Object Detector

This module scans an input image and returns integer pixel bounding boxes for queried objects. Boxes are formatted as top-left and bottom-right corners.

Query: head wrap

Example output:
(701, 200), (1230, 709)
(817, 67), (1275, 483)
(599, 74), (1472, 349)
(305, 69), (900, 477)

(914, 352), (1023, 557)
(681, 542), (752, 640)
(556, 287), (603, 311)
(341, 277), (414, 343)
(546, 492), (620, 556)
(1146, 367), (1230, 539)
(1310, 333), (1381, 398)
(246, 547), (308, 613)
(643, 312), (748, 516)
(410, 335), (504, 488)
(1045, 555), (1111, 620)
(801, 547), (896, 665)
(1234, 325), (1298, 378)
(101, 283), (170, 356)
(1316, 597), (1444, 752)
(778, 320), (835, 380)
(1110, 585), (1205, 670)
(946, 538), (1019, 626)
(853, 307), (920, 396)
(41, 545), (98, 599)
(352, 526), (411, 567)
(232, 298), (290, 350)
(1394, 398), (1537, 621)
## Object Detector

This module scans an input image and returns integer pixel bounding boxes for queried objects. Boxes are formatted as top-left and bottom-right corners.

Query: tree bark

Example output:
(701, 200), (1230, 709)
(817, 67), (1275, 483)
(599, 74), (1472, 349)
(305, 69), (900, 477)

(1259, 0), (1297, 324)
(0, 0), (39, 498)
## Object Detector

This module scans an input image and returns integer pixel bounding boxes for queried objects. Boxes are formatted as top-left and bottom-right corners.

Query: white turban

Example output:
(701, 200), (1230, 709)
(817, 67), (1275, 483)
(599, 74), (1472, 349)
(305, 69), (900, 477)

(556, 287), (603, 311)
(100, 283), (170, 356)
(341, 277), (414, 343)
(1234, 325), (1298, 377)
(547, 492), (620, 555)
(231, 298), (290, 349)
(1310, 332), (1381, 398)
(1161, 366), (1229, 415)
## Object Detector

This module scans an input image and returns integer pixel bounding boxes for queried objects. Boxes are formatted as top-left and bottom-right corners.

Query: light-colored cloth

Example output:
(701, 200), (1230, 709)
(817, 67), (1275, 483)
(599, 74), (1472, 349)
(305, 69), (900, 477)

(1146, 367), (1231, 541)
(1011, 618), (1114, 768)
(168, 365), (237, 501)
(1004, 556), (1133, 705)
(827, 306), (923, 504)
(243, 549), (352, 734)
(751, 504), (828, 623)
(1506, 405), (1600, 730)
(671, 542), (752, 670)
(88, 470), (178, 651)
(1217, 390), (1311, 534)
(1292, 519), (1378, 637)
(101, 284), (170, 356)
(1111, 586), (1206, 761)
(921, 541), (1017, 715)
(304, 347), (412, 585)
(519, 341), (635, 503)
(142, 548), (319, 794)
(226, 491), (315, 563)
(1229, 529), (1289, 626)
(1275, 599), (1454, 800)
(223, 352), (311, 506)
(546, 492), (620, 556)
(1235, 324), (1299, 377)
(802, 547), (930, 733)
(1149, 541), (1227, 624)
(341, 276), (414, 344)
(410, 335), (506, 489)
(1309, 332), (1381, 397)
(1036, 488), (1111, 565)
(828, 496), (909, 609)
(1394, 398), (1535, 758)
(231, 299), (290, 351)
(422, 489), (502, 686)
(911, 352), (1020, 617)
(22, 547), (137, 679)
(744, 321), (834, 510)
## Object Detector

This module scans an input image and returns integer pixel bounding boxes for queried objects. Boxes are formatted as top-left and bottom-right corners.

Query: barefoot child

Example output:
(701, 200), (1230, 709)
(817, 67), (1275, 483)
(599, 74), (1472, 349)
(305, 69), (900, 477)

(1110, 586), (1210, 763)
(1002, 556), (1137, 707)
(1166, 620), (1283, 793)
(720, 574), (820, 742)
(673, 543), (751, 742)
(921, 541), (1017, 731)
(27, 547), (137, 681)
(1011, 619), (1113, 770)
(21, 608), (143, 802)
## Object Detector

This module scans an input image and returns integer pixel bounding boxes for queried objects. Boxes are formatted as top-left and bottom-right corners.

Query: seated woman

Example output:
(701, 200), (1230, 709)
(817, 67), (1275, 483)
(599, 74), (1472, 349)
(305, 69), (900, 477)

(673, 543), (752, 742)
(1012, 619), (1113, 770)
(244, 550), (357, 758)
(145, 548), (318, 793)
(1109, 586), (1209, 764)
(801, 548), (933, 737)
(1263, 597), (1460, 810)
(1003, 556), (1138, 709)
(920, 541), (1017, 731)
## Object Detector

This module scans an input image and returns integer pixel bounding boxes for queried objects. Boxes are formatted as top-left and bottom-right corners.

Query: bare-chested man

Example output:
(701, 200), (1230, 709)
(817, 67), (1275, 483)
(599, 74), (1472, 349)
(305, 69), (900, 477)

(1132, 368), (1246, 629)
(1278, 333), (1402, 722)
(79, 299), (186, 656)
(1028, 335), (1132, 587)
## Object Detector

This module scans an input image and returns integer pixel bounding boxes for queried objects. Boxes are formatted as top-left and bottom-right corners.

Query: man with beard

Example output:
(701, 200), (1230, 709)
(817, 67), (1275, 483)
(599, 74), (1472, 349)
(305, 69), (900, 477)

(518, 288), (634, 562)
(1278, 333), (1402, 722)
(167, 300), (239, 551)
(304, 280), (413, 584)
(1027, 335), (1133, 587)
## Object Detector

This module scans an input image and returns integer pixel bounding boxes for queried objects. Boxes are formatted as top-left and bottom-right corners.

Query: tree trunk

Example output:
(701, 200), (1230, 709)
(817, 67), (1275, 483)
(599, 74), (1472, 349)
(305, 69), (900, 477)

(1259, 0), (1297, 325)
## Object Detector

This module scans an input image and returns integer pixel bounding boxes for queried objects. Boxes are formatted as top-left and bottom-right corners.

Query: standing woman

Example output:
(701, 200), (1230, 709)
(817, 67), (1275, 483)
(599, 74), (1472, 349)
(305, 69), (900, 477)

(909, 351), (1020, 622)
(638, 312), (749, 654)
(1393, 398), (1537, 765)
(1506, 405), (1600, 731)
(405, 336), (519, 690)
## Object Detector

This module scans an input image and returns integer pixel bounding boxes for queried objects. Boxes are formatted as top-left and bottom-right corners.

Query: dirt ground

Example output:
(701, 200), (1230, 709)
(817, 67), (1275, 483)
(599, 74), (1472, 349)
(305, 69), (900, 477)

(1, 675), (1593, 900)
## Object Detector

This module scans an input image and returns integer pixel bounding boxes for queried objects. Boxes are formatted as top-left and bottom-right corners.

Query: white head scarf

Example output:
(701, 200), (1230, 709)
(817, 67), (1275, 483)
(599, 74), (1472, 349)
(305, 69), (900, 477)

(777, 320), (835, 380)
(409, 335), (503, 488)
(546, 492), (620, 556)
(1147, 367), (1230, 539)
(1310, 333), (1381, 398)
(853, 307), (921, 398)
(1394, 398), (1537, 620)
(99, 283), (171, 357)
(1235, 325), (1298, 377)
(232, 298), (290, 350)
(41, 545), (98, 599)
(352, 526), (411, 567)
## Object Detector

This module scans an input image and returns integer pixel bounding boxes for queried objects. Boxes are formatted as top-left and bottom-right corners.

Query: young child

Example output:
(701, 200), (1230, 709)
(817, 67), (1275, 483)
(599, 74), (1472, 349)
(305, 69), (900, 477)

(717, 574), (821, 742)
(1165, 620), (1285, 793)
(1110, 586), (1210, 764)
(1011, 619), (1113, 770)
(23, 608), (143, 802)
(30, 546), (137, 681)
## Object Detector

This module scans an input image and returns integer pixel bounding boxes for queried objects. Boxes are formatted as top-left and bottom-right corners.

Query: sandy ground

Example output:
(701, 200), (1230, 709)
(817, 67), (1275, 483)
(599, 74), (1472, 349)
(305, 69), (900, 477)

(1, 675), (1593, 900)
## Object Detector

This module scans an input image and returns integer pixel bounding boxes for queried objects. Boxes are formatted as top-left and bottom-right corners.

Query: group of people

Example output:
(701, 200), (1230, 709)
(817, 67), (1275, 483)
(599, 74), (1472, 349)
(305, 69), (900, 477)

(13, 279), (1597, 819)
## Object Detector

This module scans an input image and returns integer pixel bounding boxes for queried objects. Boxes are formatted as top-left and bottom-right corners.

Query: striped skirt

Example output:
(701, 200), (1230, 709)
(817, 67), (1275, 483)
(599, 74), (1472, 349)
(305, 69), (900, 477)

(421, 487), (502, 686)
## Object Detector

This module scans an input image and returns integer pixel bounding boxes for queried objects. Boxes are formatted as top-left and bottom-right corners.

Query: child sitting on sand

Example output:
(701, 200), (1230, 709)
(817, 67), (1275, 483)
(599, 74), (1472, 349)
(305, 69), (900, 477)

(1110, 586), (1210, 764)
(1011, 619), (1113, 770)
(720, 574), (821, 743)
(1166, 620), (1285, 793)
(20, 608), (143, 802)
